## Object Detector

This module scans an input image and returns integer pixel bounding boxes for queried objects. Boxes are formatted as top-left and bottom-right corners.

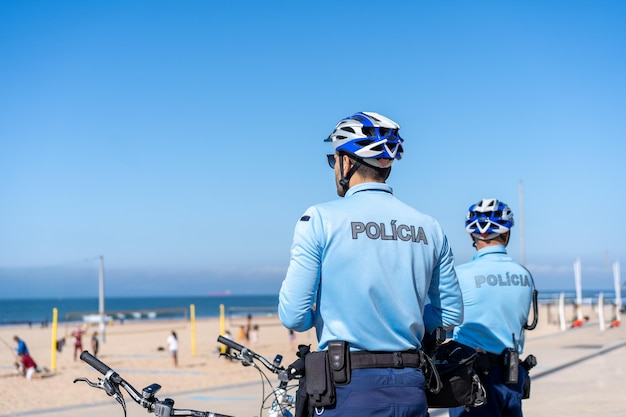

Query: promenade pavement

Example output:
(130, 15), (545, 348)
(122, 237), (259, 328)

(5, 320), (624, 417)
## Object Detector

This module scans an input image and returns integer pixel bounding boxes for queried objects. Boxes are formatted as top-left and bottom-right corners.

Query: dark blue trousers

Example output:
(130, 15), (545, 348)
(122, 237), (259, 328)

(448, 364), (528, 417)
(315, 367), (428, 417)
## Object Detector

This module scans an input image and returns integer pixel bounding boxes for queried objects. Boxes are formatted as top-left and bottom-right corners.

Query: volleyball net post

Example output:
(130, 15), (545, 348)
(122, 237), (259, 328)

(190, 304), (197, 356)
(219, 304), (226, 354)
(50, 308), (58, 371)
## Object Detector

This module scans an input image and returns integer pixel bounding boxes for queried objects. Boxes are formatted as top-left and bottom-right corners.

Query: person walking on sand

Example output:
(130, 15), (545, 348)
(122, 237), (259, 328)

(91, 331), (99, 357)
(289, 329), (296, 350)
(71, 326), (85, 361)
(245, 314), (252, 341)
(278, 111), (464, 417)
(167, 331), (178, 367)
(449, 198), (536, 417)
(250, 324), (259, 344)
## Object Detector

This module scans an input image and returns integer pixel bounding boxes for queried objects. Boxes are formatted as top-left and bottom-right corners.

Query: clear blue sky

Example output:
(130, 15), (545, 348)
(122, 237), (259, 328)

(1, 1), (625, 298)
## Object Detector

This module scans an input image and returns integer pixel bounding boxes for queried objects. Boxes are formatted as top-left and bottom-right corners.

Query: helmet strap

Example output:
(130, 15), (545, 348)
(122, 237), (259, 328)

(339, 154), (362, 195)
(502, 231), (511, 247)
(473, 232), (510, 249)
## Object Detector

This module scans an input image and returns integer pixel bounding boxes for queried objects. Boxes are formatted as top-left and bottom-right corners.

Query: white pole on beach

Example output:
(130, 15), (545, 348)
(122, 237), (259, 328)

(574, 258), (583, 321)
(614, 261), (622, 323)
(559, 292), (566, 331)
(99, 256), (106, 343)
(598, 292), (606, 331)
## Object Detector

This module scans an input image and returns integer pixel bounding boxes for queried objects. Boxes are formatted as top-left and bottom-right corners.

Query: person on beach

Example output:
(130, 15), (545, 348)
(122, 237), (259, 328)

(91, 331), (99, 357)
(13, 335), (29, 356)
(222, 329), (233, 359)
(288, 329), (296, 350)
(167, 330), (178, 367)
(245, 314), (252, 341)
(449, 199), (535, 417)
(250, 324), (259, 344)
(56, 337), (66, 353)
(71, 326), (84, 361)
(15, 351), (49, 380)
(16, 353), (41, 380)
(278, 111), (464, 417)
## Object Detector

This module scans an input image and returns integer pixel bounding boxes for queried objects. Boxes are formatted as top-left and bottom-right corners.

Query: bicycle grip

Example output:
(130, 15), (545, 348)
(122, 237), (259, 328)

(217, 335), (246, 352)
(80, 350), (112, 376)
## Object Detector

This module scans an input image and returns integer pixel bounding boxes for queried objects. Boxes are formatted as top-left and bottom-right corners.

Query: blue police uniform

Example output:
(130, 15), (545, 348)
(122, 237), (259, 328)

(279, 182), (464, 417)
(450, 245), (534, 417)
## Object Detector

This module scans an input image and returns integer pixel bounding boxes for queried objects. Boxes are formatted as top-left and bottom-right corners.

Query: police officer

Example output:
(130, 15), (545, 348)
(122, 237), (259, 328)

(278, 112), (464, 417)
(450, 199), (535, 417)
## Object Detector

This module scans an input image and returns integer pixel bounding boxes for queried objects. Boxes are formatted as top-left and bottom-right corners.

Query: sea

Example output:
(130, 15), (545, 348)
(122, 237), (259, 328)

(0, 290), (622, 327)
(0, 294), (280, 327)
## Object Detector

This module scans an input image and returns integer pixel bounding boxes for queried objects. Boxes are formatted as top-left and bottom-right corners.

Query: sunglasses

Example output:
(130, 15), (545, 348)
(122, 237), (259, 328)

(326, 154), (337, 169)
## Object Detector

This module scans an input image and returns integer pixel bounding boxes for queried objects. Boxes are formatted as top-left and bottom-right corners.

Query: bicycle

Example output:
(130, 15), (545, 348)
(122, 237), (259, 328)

(74, 350), (235, 417)
(216, 335), (303, 417)
(74, 338), (302, 417)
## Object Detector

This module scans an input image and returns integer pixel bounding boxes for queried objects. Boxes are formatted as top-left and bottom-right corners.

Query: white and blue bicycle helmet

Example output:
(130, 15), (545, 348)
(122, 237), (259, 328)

(324, 112), (404, 168)
(465, 198), (514, 240)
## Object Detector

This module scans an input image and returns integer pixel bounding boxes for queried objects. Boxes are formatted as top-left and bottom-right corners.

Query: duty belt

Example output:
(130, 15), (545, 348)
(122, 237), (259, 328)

(350, 350), (425, 369)
(474, 351), (537, 373)
(474, 351), (504, 372)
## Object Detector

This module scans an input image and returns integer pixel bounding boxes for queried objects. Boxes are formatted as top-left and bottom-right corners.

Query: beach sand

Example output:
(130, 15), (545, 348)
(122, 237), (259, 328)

(1, 313), (318, 416)
(0, 302), (623, 416)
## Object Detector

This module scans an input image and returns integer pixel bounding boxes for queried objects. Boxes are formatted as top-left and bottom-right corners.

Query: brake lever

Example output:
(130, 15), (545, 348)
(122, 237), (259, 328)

(73, 376), (103, 389)
(219, 351), (252, 367)
(219, 349), (255, 366)
(74, 376), (127, 416)
(218, 352), (237, 361)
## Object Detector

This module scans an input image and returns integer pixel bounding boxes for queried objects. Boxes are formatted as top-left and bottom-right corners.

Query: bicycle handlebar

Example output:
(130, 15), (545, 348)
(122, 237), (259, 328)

(217, 335), (281, 374)
(76, 350), (235, 417)
(217, 335), (247, 353)
(80, 350), (113, 376)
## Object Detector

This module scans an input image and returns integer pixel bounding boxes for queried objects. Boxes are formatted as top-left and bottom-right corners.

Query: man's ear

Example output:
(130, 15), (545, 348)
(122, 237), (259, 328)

(342, 154), (352, 176)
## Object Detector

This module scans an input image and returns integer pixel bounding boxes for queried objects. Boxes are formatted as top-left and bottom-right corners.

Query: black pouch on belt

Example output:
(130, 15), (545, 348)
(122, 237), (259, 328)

(327, 341), (351, 385)
(502, 348), (519, 385)
(522, 371), (531, 399)
(304, 351), (336, 408)
(521, 354), (536, 399)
